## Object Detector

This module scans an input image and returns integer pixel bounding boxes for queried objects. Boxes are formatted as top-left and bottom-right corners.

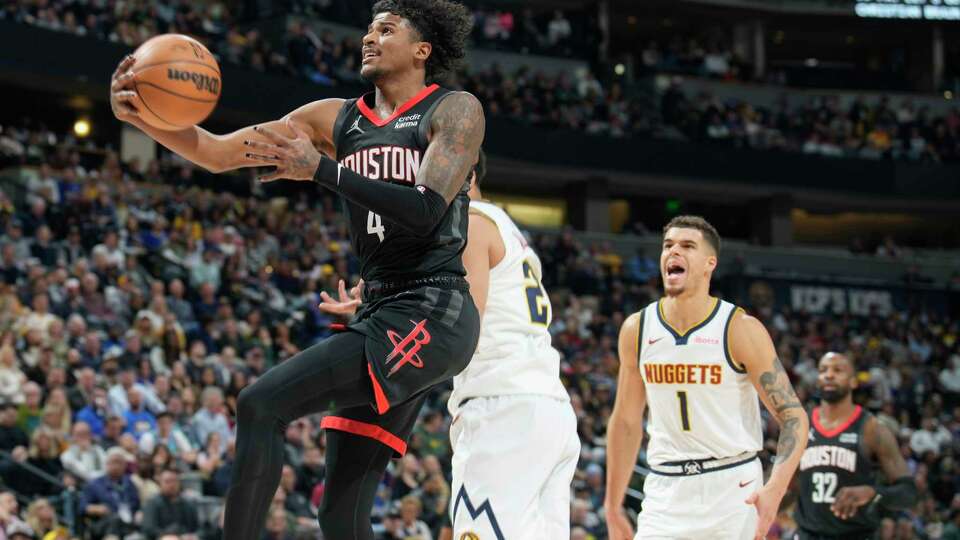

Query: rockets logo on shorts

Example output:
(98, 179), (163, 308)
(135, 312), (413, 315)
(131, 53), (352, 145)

(384, 319), (431, 377)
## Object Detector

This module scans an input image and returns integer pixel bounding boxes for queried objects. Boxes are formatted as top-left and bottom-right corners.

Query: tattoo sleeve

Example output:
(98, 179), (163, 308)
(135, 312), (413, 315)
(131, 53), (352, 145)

(310, 92), (483, 236)
(417, 92), (486, 202)
(759, 357), (805, 463)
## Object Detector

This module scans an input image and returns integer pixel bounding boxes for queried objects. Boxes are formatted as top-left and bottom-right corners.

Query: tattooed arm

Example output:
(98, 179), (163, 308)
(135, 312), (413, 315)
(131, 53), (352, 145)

(249, 91), (485, 236)
(730, 311), (809, 540)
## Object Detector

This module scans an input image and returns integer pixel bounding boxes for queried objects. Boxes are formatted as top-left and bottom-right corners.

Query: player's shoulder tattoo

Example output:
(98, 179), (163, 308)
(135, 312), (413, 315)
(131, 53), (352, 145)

(419, 91), (485, 202)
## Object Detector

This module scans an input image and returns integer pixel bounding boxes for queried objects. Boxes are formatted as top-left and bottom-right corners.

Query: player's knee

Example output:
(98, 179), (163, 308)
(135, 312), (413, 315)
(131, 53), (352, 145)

(236, 383), (271, 422)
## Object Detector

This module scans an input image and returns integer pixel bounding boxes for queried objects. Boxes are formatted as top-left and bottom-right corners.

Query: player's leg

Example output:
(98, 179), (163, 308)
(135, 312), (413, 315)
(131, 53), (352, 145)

(539, 400), (581, 537)
(315, 430), (394, 540)
(634, 473), (695, 539)
(318, 394), (428, 539)
(705, 459), (763, 540)
(450, 397), (570, 539)
(223, 331), (373, 540)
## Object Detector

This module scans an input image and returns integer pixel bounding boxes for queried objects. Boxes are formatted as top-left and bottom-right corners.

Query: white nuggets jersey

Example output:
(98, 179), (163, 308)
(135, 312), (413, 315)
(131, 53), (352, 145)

(638, 299), (762, 465)
(447, 201), (569, 416)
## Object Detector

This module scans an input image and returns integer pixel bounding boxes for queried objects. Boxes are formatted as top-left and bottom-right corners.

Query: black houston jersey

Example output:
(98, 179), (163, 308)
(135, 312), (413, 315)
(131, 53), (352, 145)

(795, 405), (879, 537)
(331, 84), (470, 282)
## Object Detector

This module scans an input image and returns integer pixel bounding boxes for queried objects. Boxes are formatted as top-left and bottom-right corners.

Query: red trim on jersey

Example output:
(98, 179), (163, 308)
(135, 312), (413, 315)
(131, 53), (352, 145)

(812, 405), (862, 438)
(357, 84), (440, 127)
(320, 416), (407, 456)
(368, 363), (391, 414)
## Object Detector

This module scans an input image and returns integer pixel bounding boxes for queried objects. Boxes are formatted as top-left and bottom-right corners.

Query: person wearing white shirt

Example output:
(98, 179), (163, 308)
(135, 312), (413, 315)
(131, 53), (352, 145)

(109, 367), (166, 416)
(191, 387), (232, 455)
(60, 421), (107, 482)
(909, 417), (946, 456)
(139, 411), (196, 464)
(939, 355), (960, 395)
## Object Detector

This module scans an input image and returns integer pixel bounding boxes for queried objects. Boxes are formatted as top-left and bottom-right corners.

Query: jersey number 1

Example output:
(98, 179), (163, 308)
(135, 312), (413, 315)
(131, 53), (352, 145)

(676, 391), (691, 431)
(367, 211), (385, 242)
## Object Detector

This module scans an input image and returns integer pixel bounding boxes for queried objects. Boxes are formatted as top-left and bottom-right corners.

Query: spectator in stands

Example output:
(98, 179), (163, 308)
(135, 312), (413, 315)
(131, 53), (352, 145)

(79, 447), (140, 539)
(7, 427), (63, 497)
(122, 387), (157, 442)
(0, 400), (27, 452)
(262, 506), (293, 540)
(75, 386), (109, 438)
(279, 465), (314, 528)
(191, 387), (231, 455)
(385, 495), (432, 540)
(24, 497), (66, 539)
(941, 354), (960, 407)
(141, 469), (200, 540)
(109, 366), (165, 416)
(411, 410), (449, 460)
(0, 347), (25, 406)
(910, 417), (952, 457)
(60, 421), (106, 483)
(547, 10), (572, 51)
(16, 382), (43, 436)
(140, 411), (196, 465)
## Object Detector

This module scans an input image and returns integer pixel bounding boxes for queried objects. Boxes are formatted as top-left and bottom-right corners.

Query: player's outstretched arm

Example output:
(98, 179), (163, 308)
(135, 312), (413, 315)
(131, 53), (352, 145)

(248, 92), (485, 237)
(604, 312), (646, 540)
(731, 311), (809, 540)
(110, 55), (343, 173)
(830, 417), (916, 520)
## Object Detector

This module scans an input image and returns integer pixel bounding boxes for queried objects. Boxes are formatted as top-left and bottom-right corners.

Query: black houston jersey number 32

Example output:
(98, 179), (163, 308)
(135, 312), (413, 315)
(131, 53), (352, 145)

(331, 84), (470, 282)
(795, 406), (878, 538)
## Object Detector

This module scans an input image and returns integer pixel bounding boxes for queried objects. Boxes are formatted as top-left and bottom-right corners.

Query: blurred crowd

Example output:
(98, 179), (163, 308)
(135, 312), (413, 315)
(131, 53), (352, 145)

(659, 85), (960, 163)
(10, 0), (960, 164)
(0, 119), (957, 540)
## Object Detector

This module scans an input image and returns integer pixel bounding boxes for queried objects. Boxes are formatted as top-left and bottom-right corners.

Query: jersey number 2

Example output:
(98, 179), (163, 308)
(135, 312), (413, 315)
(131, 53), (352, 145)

(811, 472), (838, 503)
(522, 260), (550, 325)
(367, 211), (385, 242)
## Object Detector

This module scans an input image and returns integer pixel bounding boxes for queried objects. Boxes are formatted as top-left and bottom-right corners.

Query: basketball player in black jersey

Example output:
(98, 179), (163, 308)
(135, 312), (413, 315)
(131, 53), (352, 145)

(109, 2), (482, 539)
(794, 352), (917, 540)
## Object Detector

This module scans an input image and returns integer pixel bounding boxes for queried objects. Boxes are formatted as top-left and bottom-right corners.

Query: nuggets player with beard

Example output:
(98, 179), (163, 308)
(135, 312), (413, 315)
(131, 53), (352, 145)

(793, 352), (916, 540)
(110, 2), (482, 539)
(605, 216), (809, 540)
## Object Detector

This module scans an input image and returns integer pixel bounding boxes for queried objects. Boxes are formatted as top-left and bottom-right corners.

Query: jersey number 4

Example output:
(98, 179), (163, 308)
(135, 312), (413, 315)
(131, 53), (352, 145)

(367, 211), (385, 242)
(811, 472), (838, 503)
(522, 260), (550, 325)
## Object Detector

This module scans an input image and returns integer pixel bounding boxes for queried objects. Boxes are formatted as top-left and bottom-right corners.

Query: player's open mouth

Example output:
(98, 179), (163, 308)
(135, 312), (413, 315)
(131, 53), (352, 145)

(362, 50), (380, 63)
(666, 262), (686, 277)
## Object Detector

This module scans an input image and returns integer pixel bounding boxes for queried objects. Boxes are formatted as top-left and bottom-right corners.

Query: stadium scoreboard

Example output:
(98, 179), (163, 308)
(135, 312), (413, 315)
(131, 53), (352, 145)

(855, 0), (960, 20)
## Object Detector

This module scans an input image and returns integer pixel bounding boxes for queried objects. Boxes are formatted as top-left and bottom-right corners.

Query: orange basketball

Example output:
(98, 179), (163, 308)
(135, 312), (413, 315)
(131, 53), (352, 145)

(131, 34), (221, 131)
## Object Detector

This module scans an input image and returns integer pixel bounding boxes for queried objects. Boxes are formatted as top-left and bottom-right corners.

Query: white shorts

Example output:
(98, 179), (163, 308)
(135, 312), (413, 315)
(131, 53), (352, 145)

(450, 395), (580, 540)
(636, 456), (763, 540)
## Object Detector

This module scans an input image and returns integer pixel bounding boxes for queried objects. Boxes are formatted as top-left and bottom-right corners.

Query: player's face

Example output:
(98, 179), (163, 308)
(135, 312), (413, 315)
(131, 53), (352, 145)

(660, 227), (717, 297)
(361, 13), (430, 82)
(817, 353), (857, 403)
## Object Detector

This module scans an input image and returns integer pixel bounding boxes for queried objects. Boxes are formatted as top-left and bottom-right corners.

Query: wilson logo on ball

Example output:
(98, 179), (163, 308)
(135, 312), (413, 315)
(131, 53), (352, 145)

(166, 69), (220, 95)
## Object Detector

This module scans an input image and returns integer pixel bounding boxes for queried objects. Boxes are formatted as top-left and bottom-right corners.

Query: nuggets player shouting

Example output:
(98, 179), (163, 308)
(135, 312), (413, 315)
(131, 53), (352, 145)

(110, 2), (482, 539)
(605, 216), (809, 540)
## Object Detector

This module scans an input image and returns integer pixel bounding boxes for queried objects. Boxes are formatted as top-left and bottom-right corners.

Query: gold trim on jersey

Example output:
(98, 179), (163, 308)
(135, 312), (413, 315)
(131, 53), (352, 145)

(656, 296), (720, 344)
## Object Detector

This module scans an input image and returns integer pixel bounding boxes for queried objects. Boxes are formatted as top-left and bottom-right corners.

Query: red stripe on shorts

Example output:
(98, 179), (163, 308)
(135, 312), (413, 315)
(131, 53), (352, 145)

(320, 416), (407, 456)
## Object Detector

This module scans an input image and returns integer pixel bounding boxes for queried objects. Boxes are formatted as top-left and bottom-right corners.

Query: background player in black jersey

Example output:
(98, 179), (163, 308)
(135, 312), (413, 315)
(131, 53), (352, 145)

(109, 1), (483, 539)
(794, 352), (917, 540)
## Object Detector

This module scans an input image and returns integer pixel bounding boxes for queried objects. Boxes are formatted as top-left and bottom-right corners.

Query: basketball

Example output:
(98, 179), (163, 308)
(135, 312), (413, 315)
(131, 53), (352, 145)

(130, 34), (221, 130)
